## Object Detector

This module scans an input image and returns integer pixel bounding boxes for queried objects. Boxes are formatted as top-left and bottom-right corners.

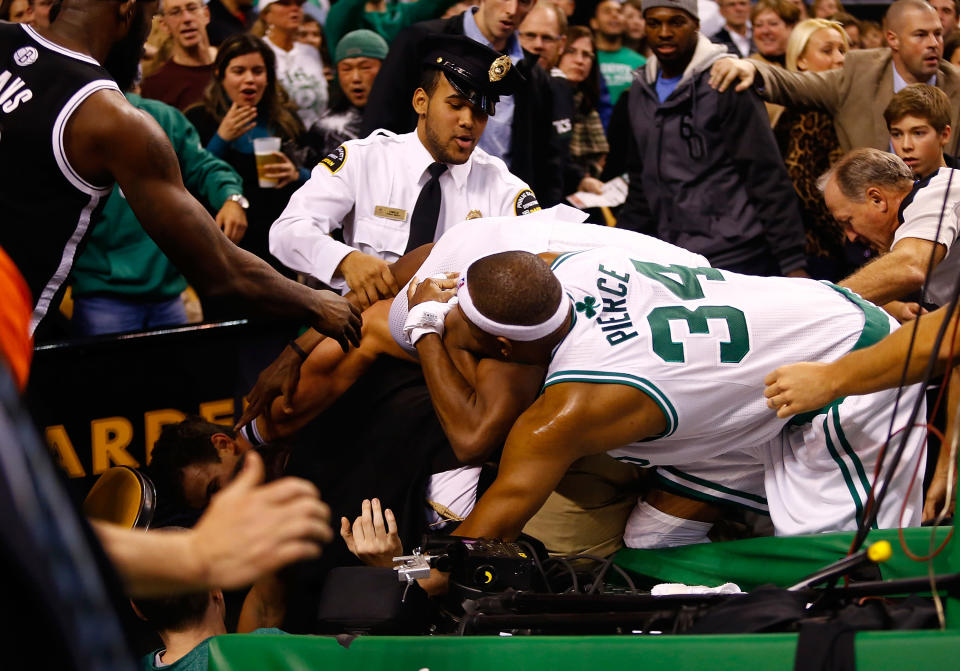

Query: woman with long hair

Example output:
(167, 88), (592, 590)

(774, 18), (851, 280)
(186, 34), (310, 275)
(557, 25), (609, 197)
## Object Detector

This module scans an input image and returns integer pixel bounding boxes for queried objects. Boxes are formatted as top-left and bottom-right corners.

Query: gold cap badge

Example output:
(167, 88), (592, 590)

(465, 209), (482, 220)
(489, 54), (510, 82)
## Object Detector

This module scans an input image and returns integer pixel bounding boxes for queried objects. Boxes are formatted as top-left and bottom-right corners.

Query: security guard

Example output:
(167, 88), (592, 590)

(269, 34), (541, 308)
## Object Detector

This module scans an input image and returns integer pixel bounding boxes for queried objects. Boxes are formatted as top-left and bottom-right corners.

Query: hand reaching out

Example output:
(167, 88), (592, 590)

(763, 361), (836, 418)
(340, 498), (403, 568)
(188, 451), (333, 590)
(708, 58), (756, 92)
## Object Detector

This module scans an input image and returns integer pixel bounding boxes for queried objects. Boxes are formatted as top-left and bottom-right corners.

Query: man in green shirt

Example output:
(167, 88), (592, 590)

(592, 0), (646, 104)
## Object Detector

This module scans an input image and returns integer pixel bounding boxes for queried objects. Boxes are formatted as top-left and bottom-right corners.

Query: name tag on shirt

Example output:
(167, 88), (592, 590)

(375, 206), (407, 222)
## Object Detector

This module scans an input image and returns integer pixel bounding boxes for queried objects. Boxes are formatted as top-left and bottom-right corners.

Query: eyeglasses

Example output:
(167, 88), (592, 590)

(518, 31), (560, 44)
(164, 2), (203, 17)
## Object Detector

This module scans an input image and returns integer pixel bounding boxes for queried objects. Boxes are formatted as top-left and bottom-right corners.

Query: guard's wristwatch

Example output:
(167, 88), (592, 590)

(227, 193), (250, 209)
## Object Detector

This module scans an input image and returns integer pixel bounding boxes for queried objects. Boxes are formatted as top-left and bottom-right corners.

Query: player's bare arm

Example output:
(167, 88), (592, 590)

(256, 299), (416, 441)
(235, 245), (435, 430)
(454, 381), (668, 541)
(406, 275), (545, 464)
(764, 303), (960, 418)
(839, 238), (947, 308)
(64, 89), (362, 349)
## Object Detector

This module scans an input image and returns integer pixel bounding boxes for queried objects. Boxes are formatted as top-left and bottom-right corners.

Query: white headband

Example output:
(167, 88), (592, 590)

(457, 275), (570, 341)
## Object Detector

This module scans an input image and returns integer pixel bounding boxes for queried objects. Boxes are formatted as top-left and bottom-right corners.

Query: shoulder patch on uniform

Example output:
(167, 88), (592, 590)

(514, 189), (541, 216)
(320, 145), (346, 174)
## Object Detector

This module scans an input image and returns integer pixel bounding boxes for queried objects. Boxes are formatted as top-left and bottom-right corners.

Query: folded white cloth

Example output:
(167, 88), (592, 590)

(650, 582), (743, 596)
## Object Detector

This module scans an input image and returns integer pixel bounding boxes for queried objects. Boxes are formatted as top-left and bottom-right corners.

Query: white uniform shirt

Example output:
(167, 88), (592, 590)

(544, 247), (894, 466)
(269, 130), (538, 290)
(266, 39), (328, 128)
(893, 167), (960, 307)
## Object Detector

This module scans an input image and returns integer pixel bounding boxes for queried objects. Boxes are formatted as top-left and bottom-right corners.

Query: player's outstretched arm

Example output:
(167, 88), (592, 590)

(454, 382), (668, 541)
(67, 90), (361, 350)
(256, 299), (415, 441)
(235, 245), (434, 430)
(764, 304), (960, 418)
(93, 451), (332, 597)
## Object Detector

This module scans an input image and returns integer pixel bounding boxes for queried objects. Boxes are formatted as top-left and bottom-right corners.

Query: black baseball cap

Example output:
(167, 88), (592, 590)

(421, 34), (525, 116)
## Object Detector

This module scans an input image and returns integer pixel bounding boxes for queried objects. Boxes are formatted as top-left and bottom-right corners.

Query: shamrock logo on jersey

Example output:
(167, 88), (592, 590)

(575, 296), (598, 319)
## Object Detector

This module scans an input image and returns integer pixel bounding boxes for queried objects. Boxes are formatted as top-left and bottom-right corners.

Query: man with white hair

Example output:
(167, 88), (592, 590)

(824, 147), (960, 313)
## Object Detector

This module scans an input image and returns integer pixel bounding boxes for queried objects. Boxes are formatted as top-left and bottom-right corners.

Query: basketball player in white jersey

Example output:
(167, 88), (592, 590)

(425, 248), (926, 546)
(243, 207), (709, 465)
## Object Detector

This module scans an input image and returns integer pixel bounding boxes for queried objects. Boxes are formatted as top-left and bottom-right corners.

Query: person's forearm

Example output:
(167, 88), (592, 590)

(826, 306), (958, 397)
(415, 335), (493, 464)
(754, 61), (838, 112)
(205, 243), (325, 323)
(93, 522), (208, 597)
(839, 254), (927, 305)
(453, 478), (544, 541)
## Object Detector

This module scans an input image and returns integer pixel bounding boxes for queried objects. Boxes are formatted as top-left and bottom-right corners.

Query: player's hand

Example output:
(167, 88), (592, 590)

(217, 102), (257, 142)
(407, 273), (459, 308)
(262, 152), (299, 189)
(188, 451), (333, 590)
(336, 251), (400, 309)
(215, 199), (248, 243)
(340, 498), (403, 568)
(235, 344), (306, 431)
(312, 290), (362, 352)
(763, 361), (836, 418)
(709, 58), (756, 92)
(578, 176), (604, 194)
(883, 300), (924, 323)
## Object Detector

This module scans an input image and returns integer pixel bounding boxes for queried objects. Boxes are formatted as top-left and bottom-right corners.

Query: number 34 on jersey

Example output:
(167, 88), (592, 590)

(586, 260), (752, 365)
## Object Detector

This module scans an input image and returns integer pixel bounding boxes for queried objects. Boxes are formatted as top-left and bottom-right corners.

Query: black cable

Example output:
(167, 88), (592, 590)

(517, 540), (554, 594)
(543, 557), (579, 593)
(561, 553), (638, 594)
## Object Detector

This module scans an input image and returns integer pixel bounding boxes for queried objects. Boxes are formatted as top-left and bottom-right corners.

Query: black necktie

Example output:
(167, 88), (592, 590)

(406, 162), (448, 252)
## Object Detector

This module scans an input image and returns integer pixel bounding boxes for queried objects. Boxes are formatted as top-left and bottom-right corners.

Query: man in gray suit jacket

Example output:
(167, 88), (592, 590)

(708, 0), (960, 155)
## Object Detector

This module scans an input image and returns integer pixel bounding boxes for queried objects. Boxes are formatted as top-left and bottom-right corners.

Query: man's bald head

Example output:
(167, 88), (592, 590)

(466, 251), (562, 327)
(886, 0), (944, 82)
(886, 0), (939, 33)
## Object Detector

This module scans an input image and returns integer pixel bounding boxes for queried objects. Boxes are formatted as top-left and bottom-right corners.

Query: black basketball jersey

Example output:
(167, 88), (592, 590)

(0, 23), (118, 333)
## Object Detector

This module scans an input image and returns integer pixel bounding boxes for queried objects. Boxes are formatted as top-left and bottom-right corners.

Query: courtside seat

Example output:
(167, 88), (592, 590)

(83, 466), (156, 529)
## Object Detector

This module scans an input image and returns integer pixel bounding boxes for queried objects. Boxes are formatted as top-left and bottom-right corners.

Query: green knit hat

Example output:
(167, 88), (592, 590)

(335, 30), (389, 64)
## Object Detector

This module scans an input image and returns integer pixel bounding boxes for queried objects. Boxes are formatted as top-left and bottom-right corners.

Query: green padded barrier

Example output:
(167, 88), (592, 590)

(207, 630), (960, 671)
(613, 527), (954, 590)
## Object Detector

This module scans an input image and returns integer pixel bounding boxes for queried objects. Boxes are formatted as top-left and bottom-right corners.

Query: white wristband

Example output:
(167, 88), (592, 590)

(404, 299), (457, 346)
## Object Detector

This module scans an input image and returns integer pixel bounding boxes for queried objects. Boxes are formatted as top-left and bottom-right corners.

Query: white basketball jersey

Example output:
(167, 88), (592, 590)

(388, 209), (711, 355)
(545, 247), (896, 466)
